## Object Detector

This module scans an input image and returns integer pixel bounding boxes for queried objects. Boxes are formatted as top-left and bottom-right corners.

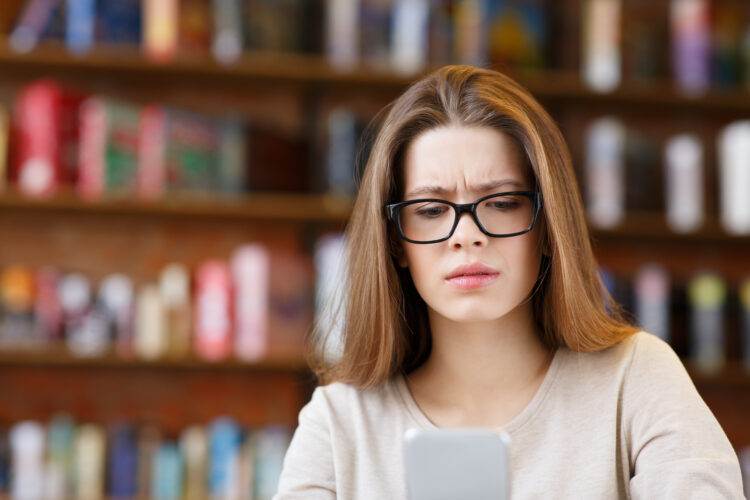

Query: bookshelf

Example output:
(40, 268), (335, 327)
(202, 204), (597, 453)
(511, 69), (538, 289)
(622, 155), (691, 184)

(1, 0), (750, 495)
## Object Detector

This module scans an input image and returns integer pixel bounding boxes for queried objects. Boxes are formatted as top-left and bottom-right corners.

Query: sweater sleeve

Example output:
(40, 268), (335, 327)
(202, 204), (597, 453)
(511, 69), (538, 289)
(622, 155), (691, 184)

(624, 333), (744, 499)
(273, 387), (336, 500)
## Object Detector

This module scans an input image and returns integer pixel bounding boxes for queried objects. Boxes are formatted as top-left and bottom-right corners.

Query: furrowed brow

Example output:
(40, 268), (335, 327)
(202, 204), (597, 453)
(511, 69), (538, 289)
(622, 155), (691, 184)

(405, 179), (525, 199)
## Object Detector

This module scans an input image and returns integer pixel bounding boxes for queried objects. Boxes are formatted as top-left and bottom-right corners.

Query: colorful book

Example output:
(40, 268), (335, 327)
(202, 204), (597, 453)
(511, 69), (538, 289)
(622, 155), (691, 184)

(44, 414), (75, 500)
(34, 267), (63, 341)
(486, 0), (547, 70)
(9, 0), (60, 52)
(231, 244), (270, 362)
(584, 116), (626, 228)
(581, 0), (621, 92)
(136, 424), (161, 500)
(326, 0), (360, 69)
(670, 0), (711, 95)
(253, 426), (291, 500)
(65, 0), (95, 54)
(143, 0), (178, 62)
(688, 273), (727, 374)
(99, 274), (135, 359)
(58, 273), (93, 354)
(212, 0), (243, 64)
(740, 277), (750, 372)
(360, 0), (392, 70)
(98, 0), (141, 46)
(427, 0), (454, 67)
(134, 284), (167, 360)
(151, 443), (183, 500)
(165, 110), (220, 192)
(179, 426), (208, 500)
(454, 0), (486, 66)
(13, 80), (64, 198)
(74, 425), (106, 500)
(8, 421), (45, 500)
(159, 263), (192, 358)
(194, 260), (233, 361)
(0, 266), (37, 348)
(208, 418), (241, 500)
(107, 423), (138, 500)
(664, 133), (703, 233)
(0, 106), (8, 192)
(137, 105), (167, 201)
(633, 264), (670, 344)
(391, 0), (429, 74)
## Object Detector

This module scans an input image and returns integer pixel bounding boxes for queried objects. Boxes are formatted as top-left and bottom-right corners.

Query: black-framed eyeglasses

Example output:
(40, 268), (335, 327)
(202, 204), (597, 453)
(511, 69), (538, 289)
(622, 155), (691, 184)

(385, 191), (542, 244)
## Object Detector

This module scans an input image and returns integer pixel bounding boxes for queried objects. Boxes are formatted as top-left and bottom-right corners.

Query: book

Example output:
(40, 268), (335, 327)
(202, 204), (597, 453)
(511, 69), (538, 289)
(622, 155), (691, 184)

(9, 0), (60, 53)
(486, 0), (547, 70)
(253, 426), (291, 500)
(216, 118), (247, 194)
(194, 260), (233, 361)
(584, 116), (626, 229)
(179, 426), (208, 500)
(107, 423), (138, 500)
(98, 0), (141, 47)
(624, 128), (660, 213)
(208, 418), (241, 500)
(242, 0), (312, 53)
(231, 244), (270, 362)
(427, 0), (455, 67)
(581, 0), (621, 92)
(454, 0), (486, 66)
(390, 0), (429, 75)
(211, 0), (243, 64)
(34, 266), (63, 342)
(159, 263), (192, 359)
(247, 126), (309, 192)
(717, 120), (750, 235)
(165, 110), (221, 193)
(58, 273), (92, 352)
(143, 0), (178, 62)
(360, 0), (392, 70)
(151, 443), (183, 500)
(98, 274), (135, 359)
(633, 264), (670, 344)
(324, 107), (358, 196)
(44, 414), (75, 500)
(740, 277), (750, 372)
(13, 80), (64, 198)
(326, 0), (360, 69)
(137, 105), (167, 201)
(134, 284), (167, 360)
(664, 133), (704, 233)
(74, 425), (105, 500)
(8, 421), (45, 500)
(314, 233), (348, 362)
(622, 0), (668, 83)
(670, 0), (711, 95)
(65, 0), (95, 54)
(0, 106), (8, 192)
(688, 272), (727, 375)
(179, 0), (212, 54)
(0, 266), (37, 348)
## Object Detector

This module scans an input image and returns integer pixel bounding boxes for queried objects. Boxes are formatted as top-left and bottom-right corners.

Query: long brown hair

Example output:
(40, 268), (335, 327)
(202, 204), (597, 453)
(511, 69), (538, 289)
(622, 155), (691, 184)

(312, 65), (637, 388)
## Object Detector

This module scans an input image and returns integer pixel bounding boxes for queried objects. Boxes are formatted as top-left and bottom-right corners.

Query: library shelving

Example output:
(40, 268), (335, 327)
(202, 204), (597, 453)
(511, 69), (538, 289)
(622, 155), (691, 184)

(2, 1), (750, 478)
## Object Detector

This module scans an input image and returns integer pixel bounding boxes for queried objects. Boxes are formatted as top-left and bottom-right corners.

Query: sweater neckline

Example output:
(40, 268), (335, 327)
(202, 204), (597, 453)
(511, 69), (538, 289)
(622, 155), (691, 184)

(393, 346), (564, 434)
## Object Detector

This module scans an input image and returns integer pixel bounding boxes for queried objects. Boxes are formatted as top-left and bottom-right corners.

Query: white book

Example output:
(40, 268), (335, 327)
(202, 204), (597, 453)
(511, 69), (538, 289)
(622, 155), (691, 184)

(585, 117), (626, 229)
(74, 425), (105, 500)
(314, 233), (348, 363)
(582, 0), (622, 93)
(664, 134), (703, 233)
(717, 120), (750, 235)
(135, 284), (167, 360)
(212, 0), (243, 64)
(390, 0), (428, 75)
(231, 244), (270, 362)
(9, 422), (45, 500)
(326, 0), (360, 69)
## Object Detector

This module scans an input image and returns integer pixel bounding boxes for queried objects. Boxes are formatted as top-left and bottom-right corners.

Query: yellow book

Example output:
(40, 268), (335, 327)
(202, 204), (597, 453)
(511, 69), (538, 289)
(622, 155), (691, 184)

(143, 0), (178, 62)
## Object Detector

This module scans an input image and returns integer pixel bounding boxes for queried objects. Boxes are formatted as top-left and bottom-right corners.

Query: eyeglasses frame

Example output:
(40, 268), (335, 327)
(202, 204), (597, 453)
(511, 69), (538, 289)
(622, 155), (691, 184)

(385, 191), (543, 244)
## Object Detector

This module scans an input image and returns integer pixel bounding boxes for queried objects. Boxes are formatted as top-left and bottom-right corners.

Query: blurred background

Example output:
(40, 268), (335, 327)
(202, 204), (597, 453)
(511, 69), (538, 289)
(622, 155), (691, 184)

(0, 0), (749, 498)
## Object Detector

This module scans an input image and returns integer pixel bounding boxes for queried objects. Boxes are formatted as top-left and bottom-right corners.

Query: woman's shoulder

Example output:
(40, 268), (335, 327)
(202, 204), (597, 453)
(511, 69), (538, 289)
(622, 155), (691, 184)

(304, 376), (407, 420)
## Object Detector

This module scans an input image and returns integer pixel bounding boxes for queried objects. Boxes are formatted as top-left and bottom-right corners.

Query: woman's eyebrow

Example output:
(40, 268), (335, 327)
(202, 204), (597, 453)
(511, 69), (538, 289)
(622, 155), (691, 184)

(405, 179), (524, 198)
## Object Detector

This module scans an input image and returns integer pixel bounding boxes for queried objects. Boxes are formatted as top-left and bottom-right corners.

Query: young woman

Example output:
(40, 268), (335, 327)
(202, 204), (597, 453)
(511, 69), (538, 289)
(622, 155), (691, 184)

(274, 65), (744, 499)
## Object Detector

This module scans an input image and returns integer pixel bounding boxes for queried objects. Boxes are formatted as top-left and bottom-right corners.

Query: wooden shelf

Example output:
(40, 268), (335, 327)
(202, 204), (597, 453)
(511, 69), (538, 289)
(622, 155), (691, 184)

(0, 188), (353, 223)
(2, 43), (750, 112)
(0, 344), (309, 372)
(590, 212), (750, 245)
(687, 361), (750, 388)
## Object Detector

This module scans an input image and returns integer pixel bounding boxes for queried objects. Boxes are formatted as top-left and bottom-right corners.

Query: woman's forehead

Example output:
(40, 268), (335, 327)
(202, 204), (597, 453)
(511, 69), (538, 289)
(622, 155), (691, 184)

(402, 125), (527, 192)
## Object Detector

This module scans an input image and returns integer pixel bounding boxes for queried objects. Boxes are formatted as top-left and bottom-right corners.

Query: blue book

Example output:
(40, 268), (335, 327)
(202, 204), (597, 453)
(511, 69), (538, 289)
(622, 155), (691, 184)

(0, 428), (8, 493)
(209, 417), (242, 499)
(151, 443), (183, 500)
(98, 0), (141, 46)
(107, 423), (138, 499)
(65, 0), (95, 54)
(9, 0), (61, 52)
(254, 426), (291, 500)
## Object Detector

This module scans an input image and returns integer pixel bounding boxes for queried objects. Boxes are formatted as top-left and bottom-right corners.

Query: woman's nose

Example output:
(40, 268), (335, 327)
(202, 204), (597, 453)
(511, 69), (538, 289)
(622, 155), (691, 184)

(449, 212), (488, 248)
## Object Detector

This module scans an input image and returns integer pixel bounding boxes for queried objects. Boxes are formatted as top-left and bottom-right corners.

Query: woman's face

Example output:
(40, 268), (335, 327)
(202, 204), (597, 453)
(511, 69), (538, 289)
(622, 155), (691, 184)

(397, 125), (543, 326)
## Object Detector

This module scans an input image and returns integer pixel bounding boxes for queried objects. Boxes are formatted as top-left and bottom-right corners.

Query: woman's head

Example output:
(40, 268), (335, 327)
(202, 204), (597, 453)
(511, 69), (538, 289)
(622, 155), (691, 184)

(314, 65), (636, 388)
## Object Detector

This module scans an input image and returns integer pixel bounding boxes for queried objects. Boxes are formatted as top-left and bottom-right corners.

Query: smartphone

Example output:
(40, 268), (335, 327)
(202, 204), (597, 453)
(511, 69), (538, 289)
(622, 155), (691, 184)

(404, 428), (511, 500)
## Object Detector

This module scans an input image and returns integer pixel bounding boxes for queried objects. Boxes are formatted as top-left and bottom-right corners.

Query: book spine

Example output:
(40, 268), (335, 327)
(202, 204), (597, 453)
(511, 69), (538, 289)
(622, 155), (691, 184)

(454, 0), (486, 66)
(14, 80), (62, 198)
(581, 0), (622, 92)
(44, 415), (75, 500)
(73, 425), (106, 500)
(392, 0), (429, 76)
(326, 0), (360, 69)
(77, 97), (108, 201)
(216, 118), (247, 194)
(208, 418), (241, 500)
(34, 266), (63, 342)
(160, 263), (192, 359)
(688, 272), (727, 374)
(670, 0), (711, 95)
(194, 260), (233, 361)
(633, 264), (671, 344)
(137, 105), (167, 201)
(211, 0), (243, 64)
(151, 443), (183, 500)
(717, 120), (750, 235)
(98, 274), (135, 359)
(107, 424), (138, 499)
(179, 426), (208, 500)
(9, 0), (59, 53)
(584, 116), (626, 228)
(325, 107), (357, 196)
(143, 0), (178, 62)
(65, 0), (95, 54)
(741, 277), (750, 372)
(231, 244), (270, 362)
(134, 284), (167, 360)
(9, 421), (45, 500)
(664, 134), (704, 233)
(314, 233), (348, 363)
(0, 106), (8, 192)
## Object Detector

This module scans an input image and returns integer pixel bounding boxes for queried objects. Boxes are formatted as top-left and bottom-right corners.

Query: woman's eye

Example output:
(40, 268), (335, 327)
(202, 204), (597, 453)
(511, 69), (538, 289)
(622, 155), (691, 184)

(415, 206), (448, 218)
(488, 200), (519, 210)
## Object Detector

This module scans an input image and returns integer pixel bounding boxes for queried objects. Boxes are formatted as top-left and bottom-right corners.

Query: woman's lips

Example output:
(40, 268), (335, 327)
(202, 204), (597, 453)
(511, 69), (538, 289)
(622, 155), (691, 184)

(445, 272), (499, 290)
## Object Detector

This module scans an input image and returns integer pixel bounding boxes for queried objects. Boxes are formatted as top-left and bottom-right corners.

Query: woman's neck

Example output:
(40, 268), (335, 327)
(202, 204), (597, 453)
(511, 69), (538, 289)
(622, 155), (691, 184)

(405, 303), (553, 428)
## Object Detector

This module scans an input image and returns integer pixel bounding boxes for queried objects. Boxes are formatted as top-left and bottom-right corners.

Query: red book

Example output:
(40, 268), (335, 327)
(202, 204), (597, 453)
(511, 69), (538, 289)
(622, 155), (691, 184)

(137, 105), (167, 200)
(12, 80), (62, 198)
(194, 260), (233, 361)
